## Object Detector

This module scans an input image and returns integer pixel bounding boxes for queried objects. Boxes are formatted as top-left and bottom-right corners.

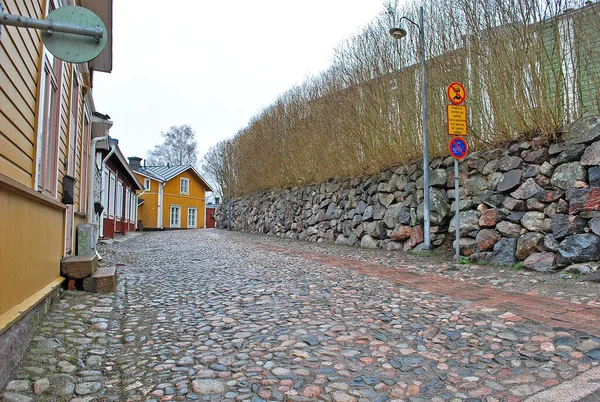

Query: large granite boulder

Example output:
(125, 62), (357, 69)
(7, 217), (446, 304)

(492, 238), (518, 266)
(550, 162), (587, 190)
(562, 116), (600, 144)
(417, 188), (450, 225)
(552, 214), (588, 240)
(523, 252), (556, 273)
(557, 234), (600, 265)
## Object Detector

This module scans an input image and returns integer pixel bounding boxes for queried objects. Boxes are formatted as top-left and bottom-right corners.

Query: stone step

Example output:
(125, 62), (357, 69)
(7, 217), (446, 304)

(60, 254), (98, 279)
(83, 267), (117, 293)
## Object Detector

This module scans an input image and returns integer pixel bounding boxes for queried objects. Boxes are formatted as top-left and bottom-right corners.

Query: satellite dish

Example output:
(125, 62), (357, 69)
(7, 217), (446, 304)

(42, 6), (107, 63)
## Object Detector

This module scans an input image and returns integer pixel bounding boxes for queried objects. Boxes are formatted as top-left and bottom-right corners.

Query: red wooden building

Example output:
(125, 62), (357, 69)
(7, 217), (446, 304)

(95, 134), (142, 238)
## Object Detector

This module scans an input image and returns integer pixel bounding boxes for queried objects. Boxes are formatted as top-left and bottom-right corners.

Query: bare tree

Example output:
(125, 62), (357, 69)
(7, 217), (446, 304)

(200, 139), (235, 200)
(146, 125), (199, 166)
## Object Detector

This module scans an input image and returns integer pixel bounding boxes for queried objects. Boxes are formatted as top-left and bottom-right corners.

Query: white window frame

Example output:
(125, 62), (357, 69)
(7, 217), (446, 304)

(109, 173), (116, 218)
(125, 189), (130, 221)
(116, 180), (124, 218)
(180, 178), (190, 195)
(188, 207), (197, 229)
(35, 51), (62, 196)
(101, 169), (109, 217)
(130, 193), (136, 223)
(170, 205), (181, 228)
(144, 178), (151, 190)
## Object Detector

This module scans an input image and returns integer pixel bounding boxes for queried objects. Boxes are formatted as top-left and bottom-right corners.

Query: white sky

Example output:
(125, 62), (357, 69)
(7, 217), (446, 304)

(92, 0), (389, 163)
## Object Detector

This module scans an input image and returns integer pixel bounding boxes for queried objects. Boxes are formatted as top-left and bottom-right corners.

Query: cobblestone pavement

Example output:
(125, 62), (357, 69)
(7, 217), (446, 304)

(2, 230), (600, 402)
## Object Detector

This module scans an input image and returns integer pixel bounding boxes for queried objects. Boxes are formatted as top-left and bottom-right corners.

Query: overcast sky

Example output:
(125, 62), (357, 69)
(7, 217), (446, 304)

(92, 0), (389, 164)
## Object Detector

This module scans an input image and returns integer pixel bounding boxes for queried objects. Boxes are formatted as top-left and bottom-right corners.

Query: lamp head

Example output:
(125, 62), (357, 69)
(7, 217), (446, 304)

(389, 27), (407, 39)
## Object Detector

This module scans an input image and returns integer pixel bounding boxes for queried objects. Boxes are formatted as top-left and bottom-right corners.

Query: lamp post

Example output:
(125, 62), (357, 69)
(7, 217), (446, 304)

(389, 6), (431, 250)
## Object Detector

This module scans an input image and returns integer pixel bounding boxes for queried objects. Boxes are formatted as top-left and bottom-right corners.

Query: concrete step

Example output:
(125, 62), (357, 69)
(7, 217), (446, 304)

(83, 267), (117, 293)
(60, 254), (99, 279)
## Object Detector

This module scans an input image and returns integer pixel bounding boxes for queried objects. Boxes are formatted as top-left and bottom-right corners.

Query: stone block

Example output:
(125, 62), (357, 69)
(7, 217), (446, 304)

(60, 254), (98, 279)
(82, 267), (117, 293)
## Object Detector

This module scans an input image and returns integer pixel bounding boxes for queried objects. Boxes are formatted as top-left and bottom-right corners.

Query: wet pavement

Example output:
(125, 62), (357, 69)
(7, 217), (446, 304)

(1, 229), (599, 401)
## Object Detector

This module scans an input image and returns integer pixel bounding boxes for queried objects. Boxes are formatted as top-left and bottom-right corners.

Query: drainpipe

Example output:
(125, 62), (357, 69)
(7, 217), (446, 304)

(158, 182), (165, 229)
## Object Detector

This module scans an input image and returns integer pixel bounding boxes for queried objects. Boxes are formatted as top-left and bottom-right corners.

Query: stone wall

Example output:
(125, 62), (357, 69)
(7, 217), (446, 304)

(216, 117), (600, 275)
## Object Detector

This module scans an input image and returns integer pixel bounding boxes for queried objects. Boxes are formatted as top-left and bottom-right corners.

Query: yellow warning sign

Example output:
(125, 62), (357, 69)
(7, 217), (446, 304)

(447, 104), (467, 136)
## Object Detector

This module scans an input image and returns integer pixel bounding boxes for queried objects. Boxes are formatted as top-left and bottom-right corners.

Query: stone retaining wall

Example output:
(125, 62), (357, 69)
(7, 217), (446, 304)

(216, 117), (600, 275)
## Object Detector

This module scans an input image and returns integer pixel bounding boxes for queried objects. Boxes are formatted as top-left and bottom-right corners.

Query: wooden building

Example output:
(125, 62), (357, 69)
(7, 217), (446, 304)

(96, 136), (143, 239)
(0, 0), (113, 389)
(128, 158), (213, 230)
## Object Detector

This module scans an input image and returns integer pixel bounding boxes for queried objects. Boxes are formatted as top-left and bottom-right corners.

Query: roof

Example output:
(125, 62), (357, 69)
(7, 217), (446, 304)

(133, 164), (213, 192)
(99, 145), (143, 191)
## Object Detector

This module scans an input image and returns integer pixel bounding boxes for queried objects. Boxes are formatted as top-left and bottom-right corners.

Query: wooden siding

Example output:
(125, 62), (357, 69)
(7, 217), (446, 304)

(135, 173), (159, 229)
(0, 183), (64, 320)
(0, 0), (43, 187)
(162, 171), (207, 229)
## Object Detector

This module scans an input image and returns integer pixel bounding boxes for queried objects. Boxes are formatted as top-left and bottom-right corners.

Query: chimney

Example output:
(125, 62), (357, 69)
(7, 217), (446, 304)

(128, 156), (142, 170)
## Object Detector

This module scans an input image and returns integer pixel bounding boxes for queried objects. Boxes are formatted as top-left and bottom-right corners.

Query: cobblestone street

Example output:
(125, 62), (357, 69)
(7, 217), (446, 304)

(2, 230), (600, 402)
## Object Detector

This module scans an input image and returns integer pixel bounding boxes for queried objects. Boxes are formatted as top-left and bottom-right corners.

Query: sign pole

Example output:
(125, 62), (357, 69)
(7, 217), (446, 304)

(446, 82), (467, 263)
(454, 159), (460, 262)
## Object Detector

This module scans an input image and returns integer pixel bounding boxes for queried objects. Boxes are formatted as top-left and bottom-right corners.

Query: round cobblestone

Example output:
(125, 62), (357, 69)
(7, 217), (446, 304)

(1, 230), (599, 401)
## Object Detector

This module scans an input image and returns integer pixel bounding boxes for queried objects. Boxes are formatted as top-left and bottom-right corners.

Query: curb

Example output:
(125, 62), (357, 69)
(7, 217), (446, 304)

(525, 366), (600, 402)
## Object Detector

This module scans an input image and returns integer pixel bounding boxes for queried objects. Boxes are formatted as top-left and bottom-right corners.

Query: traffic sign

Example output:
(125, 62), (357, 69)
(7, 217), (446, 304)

(42, 6), (107, 63)
(447, 104), (467, 135)
(447, 82), (466, 105)
(449, 137), (469, 160)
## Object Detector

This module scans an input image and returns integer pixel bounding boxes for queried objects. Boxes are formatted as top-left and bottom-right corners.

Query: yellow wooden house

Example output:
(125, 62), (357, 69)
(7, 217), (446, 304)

(128, 158), (213, 230)
(0, 0), (112, 388)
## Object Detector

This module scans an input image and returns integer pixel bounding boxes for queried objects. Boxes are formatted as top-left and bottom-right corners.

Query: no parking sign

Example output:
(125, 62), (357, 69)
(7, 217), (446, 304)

(449, 137), (468, 160)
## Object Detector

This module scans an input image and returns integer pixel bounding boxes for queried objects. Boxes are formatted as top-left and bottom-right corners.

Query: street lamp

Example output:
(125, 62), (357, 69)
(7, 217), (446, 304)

(389, 6), (431, 250)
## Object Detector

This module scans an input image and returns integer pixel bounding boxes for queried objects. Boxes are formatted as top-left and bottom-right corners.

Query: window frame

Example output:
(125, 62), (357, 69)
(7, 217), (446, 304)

(187, 207), (197, 229)
(35, 52), (62, 196)
(144, 178), (151, 190)
(180, 178), (190, 195)
(170, 205), (181, 228)
(115, 180), (123, 219)
(108, 173), (116, 218)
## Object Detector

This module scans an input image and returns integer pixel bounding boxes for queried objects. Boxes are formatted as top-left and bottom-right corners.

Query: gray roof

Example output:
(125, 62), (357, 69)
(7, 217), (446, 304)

(133, 164), (213, 191)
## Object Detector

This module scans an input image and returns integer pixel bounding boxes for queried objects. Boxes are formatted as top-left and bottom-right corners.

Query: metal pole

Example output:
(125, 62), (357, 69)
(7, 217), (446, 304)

(454, 159), (460, 262)
(419, 6), (431, 250)
(227, 157), (232, 230)
(0, 11), (103, 40)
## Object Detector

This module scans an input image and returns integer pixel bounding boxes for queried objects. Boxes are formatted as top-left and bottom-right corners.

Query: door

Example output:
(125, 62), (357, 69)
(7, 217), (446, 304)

(170, 206), (181, 228)
(188, 207), (197, 229)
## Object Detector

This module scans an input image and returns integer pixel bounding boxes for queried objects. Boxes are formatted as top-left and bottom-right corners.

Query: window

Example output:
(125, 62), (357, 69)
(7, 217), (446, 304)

(188, 207), (197, 229)
(79, 113), (90, 212)
(130, 194), (136, 223)
(144, 178), (151, 190)
(116, 181), (124, 218)
(67, 74), (79, 178)
(101, 169), (108, 216)
(109, 173), (116, 218)
(170, 206), (181, 228)
(35, 54), (62, 196)
(180, 178), (189, 194)
(125, 189), (130, 221)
